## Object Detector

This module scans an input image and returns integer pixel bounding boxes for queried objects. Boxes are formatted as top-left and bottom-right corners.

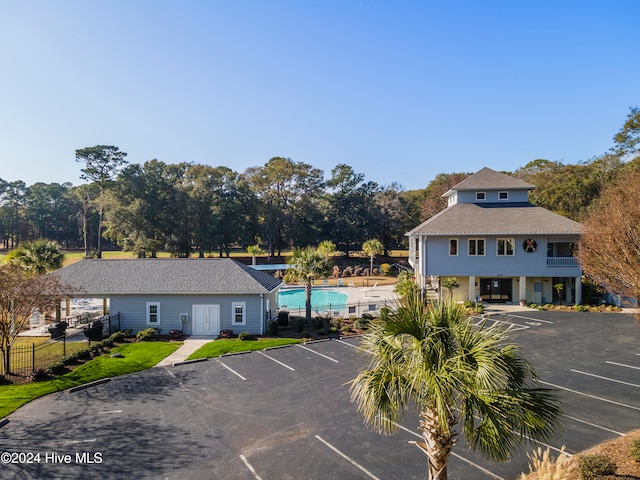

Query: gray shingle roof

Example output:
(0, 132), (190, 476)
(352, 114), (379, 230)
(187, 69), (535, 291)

(444, 167), (535, 194)
(407, 202), (582, 236)
(52, 258), (282, 296)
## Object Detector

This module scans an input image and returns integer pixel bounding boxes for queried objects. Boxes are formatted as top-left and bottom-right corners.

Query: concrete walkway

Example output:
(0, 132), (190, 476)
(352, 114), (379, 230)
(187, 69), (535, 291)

(154, 338), (215, 367)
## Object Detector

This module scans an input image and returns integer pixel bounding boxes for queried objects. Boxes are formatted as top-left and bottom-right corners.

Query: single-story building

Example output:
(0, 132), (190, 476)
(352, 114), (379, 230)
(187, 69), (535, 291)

(52, 258), (282, 336)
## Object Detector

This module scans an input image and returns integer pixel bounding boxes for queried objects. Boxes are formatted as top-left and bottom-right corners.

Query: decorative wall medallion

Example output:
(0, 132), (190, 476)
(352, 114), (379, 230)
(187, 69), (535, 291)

(523, 239), (537, 252)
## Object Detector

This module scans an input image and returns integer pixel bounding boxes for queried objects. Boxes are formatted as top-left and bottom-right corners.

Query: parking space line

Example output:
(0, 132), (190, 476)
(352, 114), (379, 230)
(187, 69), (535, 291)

(391, 422), (506, 480)
(315, 435), (382, 480)
(296, 344), (339, 363)
(334, 338), (369, 353)
(257, 350), (295, 371)
(563, 414), (625, 436)
(607, 360), (640, 371)
(540, 381), (640, 411)
(216, 359), (247, 380)
(240, 454), (264, 480)
(571, 369), (640, 389)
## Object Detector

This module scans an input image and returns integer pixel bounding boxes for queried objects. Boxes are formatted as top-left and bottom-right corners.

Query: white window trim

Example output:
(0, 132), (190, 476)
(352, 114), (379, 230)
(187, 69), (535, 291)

(476, 191), (486, 201)
(146, 301), (161, 326)
(231, 302), (247, 326)
(449, 238), (458, 256)
(468, 238), (486, 256)
(498, 191), (509, 200)
(496, 238), (515, 256)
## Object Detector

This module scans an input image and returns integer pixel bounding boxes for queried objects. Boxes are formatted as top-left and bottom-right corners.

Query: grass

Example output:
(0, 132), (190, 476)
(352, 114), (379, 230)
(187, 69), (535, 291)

(187, 337), (300, 360)
(0, 341), (181, 419)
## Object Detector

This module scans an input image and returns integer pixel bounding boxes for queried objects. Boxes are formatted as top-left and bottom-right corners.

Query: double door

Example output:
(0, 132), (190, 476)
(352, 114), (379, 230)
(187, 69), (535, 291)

(192, 305), (220, 335)
(480, 278), (512, 302)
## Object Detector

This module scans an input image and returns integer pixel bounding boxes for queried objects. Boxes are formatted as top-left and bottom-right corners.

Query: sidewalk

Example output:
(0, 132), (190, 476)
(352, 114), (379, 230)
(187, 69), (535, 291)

(154, 338), (215, 367)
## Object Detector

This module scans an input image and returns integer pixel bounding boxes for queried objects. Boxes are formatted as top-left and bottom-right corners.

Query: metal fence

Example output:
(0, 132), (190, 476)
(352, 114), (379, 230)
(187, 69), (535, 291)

(280, 298), (396, 320)
(2, 313), (121, 377)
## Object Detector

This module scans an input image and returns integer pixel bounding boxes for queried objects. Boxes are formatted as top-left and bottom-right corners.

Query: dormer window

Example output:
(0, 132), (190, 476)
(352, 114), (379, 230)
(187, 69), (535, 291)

(476, 192), (486, 201)
(499, 191), (509, 200)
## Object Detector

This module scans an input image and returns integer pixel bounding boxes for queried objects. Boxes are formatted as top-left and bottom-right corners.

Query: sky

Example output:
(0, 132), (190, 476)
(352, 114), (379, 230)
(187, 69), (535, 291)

(1, 1), (638, 191)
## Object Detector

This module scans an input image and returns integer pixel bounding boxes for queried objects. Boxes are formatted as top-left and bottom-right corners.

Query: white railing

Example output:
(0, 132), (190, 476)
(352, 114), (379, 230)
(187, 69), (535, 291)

(546, 257), (578, 267)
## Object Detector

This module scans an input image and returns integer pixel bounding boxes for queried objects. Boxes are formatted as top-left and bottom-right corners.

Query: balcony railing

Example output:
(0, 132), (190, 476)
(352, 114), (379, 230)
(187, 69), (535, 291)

(547, 257), (579, 267)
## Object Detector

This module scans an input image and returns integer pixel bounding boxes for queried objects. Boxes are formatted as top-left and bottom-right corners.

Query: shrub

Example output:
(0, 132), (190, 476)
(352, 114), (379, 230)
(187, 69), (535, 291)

(136, 328), (158, 342)
(341, 325), (352, 333)
(238, 331), (254, 341)
(329, 326), (338, 334)
(44, 360), (66, 375)
(267, 320), (278, 336)
(361, 312), (374, 320)
(299, 330), (312, 339)
(631, 437), (640, 462)
(575, 304), (589, 312)
(316, 328), (327, 335)
(379, 263), (391, 276)
(295, 317), (305, 333)
(332, 266), (341, 277)
(219, 329), (235, 339)
(578, 453), (617, 479)
(28, 368), (47, 381)
(330, 318), (342, 329)
(77, 349), (92, 360)
(109, 331), (129, 343)
(354, 318), (370, 330)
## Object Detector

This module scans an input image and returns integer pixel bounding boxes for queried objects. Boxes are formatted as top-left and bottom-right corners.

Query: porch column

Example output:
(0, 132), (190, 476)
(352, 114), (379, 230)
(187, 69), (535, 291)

(519, 276), (527, 302)
(468, 276), (476, 302)
(574, 277), (582, 305)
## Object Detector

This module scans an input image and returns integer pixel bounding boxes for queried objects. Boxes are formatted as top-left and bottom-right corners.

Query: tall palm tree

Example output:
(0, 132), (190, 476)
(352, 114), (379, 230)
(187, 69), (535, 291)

(350, 295), (562, 480)
(286, 246), (332, 322)
(362, 238), (383, 286)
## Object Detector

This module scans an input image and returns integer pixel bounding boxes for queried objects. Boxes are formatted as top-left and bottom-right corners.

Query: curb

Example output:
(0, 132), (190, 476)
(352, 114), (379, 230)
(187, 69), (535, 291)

(172, 358), (209, 367)
(68, 378), (111, 393)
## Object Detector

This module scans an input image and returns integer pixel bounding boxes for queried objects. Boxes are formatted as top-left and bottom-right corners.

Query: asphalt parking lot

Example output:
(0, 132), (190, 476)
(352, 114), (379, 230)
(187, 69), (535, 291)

(1, 310), (639, 480)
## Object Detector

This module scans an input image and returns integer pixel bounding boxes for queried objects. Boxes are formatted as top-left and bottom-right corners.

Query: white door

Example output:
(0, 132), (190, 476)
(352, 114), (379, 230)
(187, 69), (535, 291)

(192, 305), (220, 336)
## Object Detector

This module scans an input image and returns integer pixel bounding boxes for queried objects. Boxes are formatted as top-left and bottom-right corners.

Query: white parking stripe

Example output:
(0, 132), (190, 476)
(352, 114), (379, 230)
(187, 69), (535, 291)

(217, 360), (247, 380)
(257, 350), (295, 371)
(571, 369), (640, 389)
(296, 344), (339, 363)
(334, 338), (369, 353)
(563, 414), (625, 436)
(607, 360), (640, 371)
(315, 435), (382, 480)
(240, 454), (264, 480)
(391, 423), (506, 480)
(540, 381), (640, 411)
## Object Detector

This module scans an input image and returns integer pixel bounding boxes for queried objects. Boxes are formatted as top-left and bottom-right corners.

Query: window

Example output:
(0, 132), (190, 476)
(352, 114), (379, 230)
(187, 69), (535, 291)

(146, 302), (160, 325)
(498, 191), (509, 200)
(449, 238), (458, 256)
(468, 238), (485, 256)
(231, 302), (246, 325)
(497, 238), (515, 256)
(476, 192), (486, 201)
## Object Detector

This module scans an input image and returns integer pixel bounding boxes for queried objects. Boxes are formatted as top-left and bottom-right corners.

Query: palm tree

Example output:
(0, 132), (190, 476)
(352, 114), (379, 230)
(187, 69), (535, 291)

(6, 239), (65, 274)
(362, 239), (383, 286)
(247, 244), (264, 265)
(286, 246), (333, 322)
(350, 295), (562, 480)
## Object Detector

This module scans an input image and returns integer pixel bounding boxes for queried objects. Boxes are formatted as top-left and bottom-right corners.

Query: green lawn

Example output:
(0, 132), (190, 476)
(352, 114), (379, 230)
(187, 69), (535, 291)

(0, 341), (181, 419)
(187, 338), (300, 360)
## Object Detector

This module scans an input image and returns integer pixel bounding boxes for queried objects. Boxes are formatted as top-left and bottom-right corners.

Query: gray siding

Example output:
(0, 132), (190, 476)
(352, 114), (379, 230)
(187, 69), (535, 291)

(425, 235), (581, 277)
(456, 190), (529, 203)
(110, 293), (270, 335)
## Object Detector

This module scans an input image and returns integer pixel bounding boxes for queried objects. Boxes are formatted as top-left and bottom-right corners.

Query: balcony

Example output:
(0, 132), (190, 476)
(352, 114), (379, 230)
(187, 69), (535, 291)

(546, 257), (579, 267)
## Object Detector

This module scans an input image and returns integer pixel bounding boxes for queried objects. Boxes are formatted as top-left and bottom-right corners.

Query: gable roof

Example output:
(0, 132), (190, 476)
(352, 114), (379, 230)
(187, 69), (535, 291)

(443, 167), (535, 196)
(52, 258), (282, 296)
(407, 202), (582, 236)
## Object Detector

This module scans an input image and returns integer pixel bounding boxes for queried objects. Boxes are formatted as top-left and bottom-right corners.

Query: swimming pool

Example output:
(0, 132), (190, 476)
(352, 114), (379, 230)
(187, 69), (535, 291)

(278, 288), (348, 310)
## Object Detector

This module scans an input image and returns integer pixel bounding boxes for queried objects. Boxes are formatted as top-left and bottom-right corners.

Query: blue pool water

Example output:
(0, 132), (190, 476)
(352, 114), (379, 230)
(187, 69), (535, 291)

(278, 289), (348, 310)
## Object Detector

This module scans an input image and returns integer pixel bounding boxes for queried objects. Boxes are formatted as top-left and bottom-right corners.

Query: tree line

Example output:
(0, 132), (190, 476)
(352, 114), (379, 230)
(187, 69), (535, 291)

(1, 107), (638, 258)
